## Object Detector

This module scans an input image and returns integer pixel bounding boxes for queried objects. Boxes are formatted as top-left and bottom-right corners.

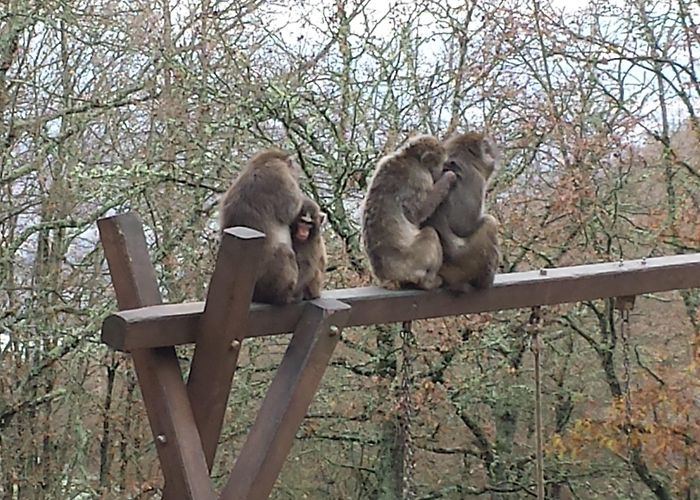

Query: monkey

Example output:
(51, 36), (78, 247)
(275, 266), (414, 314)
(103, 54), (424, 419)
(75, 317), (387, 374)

(219, 148), (304, 305)
(361, 134), (457, 290)
(426, 131), (501, 291)
(291, 196), (327, 300)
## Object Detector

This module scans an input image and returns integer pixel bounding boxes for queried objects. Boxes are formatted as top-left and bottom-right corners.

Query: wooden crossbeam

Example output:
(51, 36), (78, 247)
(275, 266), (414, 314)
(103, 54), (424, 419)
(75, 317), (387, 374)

(103, 253), (700, 351)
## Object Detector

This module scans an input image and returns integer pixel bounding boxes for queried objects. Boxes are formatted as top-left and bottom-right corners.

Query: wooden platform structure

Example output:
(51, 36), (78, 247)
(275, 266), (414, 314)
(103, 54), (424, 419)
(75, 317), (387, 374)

(98, 212), (700, 499)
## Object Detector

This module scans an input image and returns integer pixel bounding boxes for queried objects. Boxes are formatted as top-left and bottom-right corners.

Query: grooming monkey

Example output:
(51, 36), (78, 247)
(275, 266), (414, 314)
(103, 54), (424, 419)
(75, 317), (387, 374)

(292, 196), (327, 300)
(362, 134), (457, 290)
(219, 149), (304, 304)
(427, 132), (501, 291)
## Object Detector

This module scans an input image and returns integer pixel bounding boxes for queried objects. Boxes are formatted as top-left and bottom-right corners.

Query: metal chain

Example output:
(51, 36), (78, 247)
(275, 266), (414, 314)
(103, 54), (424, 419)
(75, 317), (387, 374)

(529, 306), (545, 500)
(620, 308), (632, 425)
(399, 320), (417, 499)
(619, 305), (635, 494)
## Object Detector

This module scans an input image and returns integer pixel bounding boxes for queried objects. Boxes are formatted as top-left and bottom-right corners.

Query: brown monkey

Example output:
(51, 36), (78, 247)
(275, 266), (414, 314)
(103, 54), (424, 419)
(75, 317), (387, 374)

(219, 148), (304, 305)
(427, 131), (501, 291)
(291, 196), (327, 300)
(361, 134), (456, 290)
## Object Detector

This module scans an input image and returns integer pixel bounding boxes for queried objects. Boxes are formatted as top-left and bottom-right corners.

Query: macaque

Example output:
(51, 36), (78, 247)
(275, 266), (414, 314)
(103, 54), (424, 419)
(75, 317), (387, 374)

(361, 134), (456, 290)
(292, 196), (327, 300)
(427, 132), (501, 291)
(219, 149), (304, 304)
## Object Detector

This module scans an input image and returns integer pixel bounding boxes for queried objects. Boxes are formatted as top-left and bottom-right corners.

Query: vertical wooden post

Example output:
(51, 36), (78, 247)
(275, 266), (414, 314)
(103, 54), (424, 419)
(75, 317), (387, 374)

(186, 227), (265, 469)
(221, 298), (351, 500)
(98, 213), (216, 500)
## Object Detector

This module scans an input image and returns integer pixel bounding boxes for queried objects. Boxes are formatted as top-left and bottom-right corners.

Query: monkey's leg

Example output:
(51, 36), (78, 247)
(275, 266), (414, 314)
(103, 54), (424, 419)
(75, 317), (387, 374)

(469, 230), (500, 289)
(374, 231), (442, 290)
(406, 227), (444, 290)
(406, 171), (456, 226)
(440, 216), (499, 291)
(303, 270), (323, 300)
(442, 214), (497, 255)
(255, 244), (300, 304)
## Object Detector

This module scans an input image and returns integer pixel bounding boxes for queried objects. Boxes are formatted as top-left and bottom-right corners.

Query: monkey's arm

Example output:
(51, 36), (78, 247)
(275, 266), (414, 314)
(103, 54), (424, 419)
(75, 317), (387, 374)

(449, 215), (486, 239)
(406, 171), (456, 226)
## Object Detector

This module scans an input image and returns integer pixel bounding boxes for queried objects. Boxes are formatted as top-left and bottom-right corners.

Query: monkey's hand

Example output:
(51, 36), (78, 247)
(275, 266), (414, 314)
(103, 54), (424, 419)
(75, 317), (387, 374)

(440, 170), (457, 189)
(407, 171), (457, 226)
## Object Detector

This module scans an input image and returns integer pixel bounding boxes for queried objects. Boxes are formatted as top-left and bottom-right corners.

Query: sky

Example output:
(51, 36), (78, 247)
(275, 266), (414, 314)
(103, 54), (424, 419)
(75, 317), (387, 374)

(551, 0), (591, 11)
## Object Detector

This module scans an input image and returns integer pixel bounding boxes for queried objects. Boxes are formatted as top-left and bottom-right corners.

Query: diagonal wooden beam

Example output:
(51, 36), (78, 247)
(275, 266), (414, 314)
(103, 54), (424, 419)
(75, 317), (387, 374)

(187, 227), (265, 470)
(220, 298), (351, 500)
(97, 213), (216, 500)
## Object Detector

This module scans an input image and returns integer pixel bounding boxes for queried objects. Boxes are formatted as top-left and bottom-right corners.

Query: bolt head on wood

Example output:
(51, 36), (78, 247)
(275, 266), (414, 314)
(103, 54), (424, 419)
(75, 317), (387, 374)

(329, 325), (340, 336)
(230, 339), (241, 350)
(156, 434), (167, 444)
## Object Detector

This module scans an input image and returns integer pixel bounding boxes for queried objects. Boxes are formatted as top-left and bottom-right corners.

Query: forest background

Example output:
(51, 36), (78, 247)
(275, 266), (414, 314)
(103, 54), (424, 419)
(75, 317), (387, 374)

(1, 0), (700, 498)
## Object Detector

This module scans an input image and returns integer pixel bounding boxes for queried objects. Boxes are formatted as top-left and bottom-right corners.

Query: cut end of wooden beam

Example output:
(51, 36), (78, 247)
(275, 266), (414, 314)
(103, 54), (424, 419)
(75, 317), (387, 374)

(101, 313), (128, 351)
(292, 299), (352, 335)
(223, 226), (266, 240)
(98, 211), (136, 223)
(309, 297), (352, 314)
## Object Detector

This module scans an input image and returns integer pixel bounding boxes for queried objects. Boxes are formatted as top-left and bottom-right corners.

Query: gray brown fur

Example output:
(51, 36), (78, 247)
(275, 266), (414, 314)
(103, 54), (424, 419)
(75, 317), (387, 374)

(219, 149), (304, 304)
(427, 132), (501, 291)
(292, 196), (327, 300)
(361, 134), (456, 290)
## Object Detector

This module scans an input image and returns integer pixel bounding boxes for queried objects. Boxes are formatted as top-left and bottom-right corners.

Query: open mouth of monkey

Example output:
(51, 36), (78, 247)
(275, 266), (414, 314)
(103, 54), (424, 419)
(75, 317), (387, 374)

(296, 224), (311, 241)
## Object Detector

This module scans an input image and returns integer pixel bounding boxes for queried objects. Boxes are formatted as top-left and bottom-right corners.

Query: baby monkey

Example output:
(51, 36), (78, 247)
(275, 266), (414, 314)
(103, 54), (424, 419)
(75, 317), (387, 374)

(292, 196), (327, 300)
(362, 134), (456, 290)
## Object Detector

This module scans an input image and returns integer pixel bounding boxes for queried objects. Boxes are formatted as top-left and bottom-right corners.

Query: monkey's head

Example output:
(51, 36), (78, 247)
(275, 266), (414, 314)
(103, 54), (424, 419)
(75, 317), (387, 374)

(401, 134), (447, 180)
(443, 132), (500, 181)
(249, 148), (303, 179)
(293, 200), (325, 243)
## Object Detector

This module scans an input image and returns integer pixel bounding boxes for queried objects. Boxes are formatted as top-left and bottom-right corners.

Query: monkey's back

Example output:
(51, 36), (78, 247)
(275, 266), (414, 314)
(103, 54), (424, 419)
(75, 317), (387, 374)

(221, 162), (302, 235)
(431, 163), (483, 238)
(362, 156), (434, 274)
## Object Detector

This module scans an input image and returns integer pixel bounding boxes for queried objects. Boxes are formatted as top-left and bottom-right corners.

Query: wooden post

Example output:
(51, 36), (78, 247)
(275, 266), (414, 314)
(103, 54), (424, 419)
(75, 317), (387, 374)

(98, 213), (216, 500)
(221, 298), (351, 500)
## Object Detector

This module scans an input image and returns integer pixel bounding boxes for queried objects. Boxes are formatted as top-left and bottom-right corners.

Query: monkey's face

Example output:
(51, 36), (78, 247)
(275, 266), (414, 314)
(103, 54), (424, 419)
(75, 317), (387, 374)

(294, 213), (315, 242)
(446, 135), (500, 181)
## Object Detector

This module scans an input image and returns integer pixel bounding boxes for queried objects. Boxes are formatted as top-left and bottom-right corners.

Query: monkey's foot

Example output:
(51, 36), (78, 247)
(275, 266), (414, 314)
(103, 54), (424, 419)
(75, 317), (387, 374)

(414, 274), (443, 290)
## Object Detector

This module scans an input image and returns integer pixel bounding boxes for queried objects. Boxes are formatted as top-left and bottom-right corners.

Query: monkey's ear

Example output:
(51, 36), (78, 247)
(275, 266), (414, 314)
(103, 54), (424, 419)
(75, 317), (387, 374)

(479, 139), (500, 179)
(481, 138), (500, 164)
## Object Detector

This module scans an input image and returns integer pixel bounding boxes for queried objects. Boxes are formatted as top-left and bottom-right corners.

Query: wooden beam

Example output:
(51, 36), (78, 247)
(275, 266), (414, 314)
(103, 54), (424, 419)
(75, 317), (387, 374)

(97, 213), (216, 500)
(186, 227), (264, 471)
(102, 253), (700, 351)
(220, 298), (351, 500)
